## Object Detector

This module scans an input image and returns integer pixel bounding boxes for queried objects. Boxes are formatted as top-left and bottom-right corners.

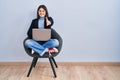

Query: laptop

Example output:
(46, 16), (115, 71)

(32, 29), (51, 41)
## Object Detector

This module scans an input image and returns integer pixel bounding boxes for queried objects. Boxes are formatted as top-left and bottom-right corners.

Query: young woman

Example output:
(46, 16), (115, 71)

(25, 5), (59, 56)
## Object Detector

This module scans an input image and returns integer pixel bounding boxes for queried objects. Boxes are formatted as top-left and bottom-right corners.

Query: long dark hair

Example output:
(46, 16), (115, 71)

(37, 5), (49, 18)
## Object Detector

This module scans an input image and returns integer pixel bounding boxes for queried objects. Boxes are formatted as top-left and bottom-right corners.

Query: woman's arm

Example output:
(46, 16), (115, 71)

(27, 20), (34, 38)
(46, 17), (54, 28)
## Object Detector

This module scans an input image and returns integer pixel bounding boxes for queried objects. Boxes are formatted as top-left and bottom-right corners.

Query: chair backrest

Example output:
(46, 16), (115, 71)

(23, 28), (63, 58)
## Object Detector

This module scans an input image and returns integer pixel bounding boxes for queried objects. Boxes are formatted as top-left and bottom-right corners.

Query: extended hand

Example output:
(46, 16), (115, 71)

(46, 17), (51, 26)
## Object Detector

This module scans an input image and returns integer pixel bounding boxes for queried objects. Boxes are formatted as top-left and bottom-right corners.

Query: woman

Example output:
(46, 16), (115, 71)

(25, 5), (59, 56)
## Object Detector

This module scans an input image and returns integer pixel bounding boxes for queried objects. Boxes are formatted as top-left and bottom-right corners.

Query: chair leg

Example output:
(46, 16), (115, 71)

(27, 57), (36, 77)
(49, 57), (57, 78)
(51, 57), (58, 68)
(33, 57), (38, 68)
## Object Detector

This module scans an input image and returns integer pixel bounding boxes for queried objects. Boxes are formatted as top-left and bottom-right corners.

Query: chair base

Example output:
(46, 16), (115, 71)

(27, 56), (58, 78)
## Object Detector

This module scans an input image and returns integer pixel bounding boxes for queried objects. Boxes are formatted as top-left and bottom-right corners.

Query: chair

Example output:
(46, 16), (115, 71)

(23, 28), (63, 78)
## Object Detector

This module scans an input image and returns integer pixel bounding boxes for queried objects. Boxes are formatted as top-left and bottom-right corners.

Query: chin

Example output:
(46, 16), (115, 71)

(40, 15), (45, 17)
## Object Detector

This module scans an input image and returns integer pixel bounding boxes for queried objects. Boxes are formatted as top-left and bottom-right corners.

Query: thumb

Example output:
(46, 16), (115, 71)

(46, 17), (48, 21)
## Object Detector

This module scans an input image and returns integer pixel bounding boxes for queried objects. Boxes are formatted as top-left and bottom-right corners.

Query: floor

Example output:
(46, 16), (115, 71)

(0, 63), (120, 80)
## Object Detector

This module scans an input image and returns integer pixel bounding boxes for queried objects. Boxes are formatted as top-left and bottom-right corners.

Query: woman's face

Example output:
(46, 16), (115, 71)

(38, 8), (46, 17)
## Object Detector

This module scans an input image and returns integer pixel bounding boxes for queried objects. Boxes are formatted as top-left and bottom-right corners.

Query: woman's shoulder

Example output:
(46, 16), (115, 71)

(48, 16), (53, 19)
(32, 18), (38, 21)
(48, 16), (53, 21)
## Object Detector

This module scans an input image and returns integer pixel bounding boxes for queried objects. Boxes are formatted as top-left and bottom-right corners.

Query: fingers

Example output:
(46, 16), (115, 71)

(46, 17), (49, 22)
(46, 17), (51, 26)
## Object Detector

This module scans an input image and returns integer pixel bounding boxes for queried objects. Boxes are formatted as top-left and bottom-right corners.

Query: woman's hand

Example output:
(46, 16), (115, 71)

(46, 17), (51, 26)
